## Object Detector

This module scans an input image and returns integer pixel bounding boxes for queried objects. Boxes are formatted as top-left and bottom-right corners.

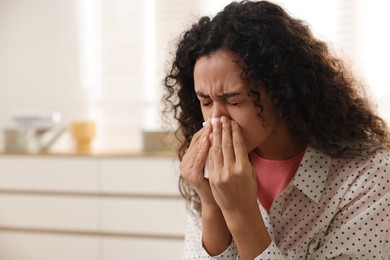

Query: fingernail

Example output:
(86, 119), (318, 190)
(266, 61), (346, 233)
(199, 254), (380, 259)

(211, 118), (220, 127)
(211, 118), (220, 130)
(211, 117), (220, 125)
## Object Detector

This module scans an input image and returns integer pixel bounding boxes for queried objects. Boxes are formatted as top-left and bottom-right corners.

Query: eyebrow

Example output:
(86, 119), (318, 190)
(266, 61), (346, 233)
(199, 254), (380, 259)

(196, 91), (241, 99)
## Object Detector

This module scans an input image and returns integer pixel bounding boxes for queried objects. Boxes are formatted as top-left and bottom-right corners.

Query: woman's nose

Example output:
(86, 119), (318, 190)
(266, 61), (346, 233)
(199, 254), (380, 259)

(210, 103), (228, 119)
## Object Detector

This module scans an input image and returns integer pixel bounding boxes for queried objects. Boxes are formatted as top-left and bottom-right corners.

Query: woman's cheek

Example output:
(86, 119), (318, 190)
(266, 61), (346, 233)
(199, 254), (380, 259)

(241, 123), (264, 152)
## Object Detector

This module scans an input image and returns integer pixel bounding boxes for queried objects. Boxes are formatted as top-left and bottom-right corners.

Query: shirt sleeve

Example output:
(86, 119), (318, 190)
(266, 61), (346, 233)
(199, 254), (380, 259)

(253, 241), (285, 260)
(182, 213), (239, 259)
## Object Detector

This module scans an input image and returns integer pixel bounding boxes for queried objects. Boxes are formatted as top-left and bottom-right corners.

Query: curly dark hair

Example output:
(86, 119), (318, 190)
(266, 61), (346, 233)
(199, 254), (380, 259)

(162, 0), (390, 211)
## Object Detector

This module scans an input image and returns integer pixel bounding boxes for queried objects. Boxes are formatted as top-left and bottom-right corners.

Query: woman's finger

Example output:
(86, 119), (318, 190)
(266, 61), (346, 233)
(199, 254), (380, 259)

(183, 127), (204, 161)
(211, 118), (223, 172)
(231, 120), (248, 163)
(221, 116), (235, 166)
(192, 122), (212, 172)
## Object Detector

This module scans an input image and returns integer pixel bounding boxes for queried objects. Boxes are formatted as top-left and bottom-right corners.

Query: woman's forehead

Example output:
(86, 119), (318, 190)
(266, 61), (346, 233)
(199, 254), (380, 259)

(194, 51), (247, 92)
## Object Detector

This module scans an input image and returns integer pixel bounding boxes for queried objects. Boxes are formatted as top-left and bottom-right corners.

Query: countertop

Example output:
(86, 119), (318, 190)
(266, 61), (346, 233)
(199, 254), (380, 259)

(0, 149), (176, 158)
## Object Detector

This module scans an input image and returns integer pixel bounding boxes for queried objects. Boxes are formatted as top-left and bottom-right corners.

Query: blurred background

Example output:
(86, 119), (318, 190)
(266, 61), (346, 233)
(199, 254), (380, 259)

(0, 0), (389, 259)
(0, 0), (389, 153)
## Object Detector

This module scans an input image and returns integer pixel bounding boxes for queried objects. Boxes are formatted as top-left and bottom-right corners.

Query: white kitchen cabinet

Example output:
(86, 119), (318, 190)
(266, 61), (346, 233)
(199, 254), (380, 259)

(0, 231), (100, 260)
(0, 194), (99, 230)
(0, 154), (186, 260)
(99, 157), (180, 195)
(0, 156), (98, 192)
(102, 237), (184, 260)
(101, 197), (186, 235)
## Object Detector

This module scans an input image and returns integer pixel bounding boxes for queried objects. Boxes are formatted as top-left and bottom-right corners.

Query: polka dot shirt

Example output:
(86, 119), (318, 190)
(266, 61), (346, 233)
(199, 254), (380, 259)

(182, 147), (390, 259)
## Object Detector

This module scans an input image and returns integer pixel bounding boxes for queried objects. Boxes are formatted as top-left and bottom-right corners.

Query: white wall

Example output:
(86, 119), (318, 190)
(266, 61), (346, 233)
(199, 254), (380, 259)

(1, 0), (389, 151)
(0, 0), (89, 149)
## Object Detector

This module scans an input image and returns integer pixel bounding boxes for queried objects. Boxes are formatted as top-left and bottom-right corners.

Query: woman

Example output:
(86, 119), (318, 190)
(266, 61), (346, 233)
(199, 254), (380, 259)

(163, 1), (390, 259)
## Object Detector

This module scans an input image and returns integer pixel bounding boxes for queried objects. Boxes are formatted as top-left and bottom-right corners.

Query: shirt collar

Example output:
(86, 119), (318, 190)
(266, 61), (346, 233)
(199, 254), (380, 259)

(293, 147), (331, 203)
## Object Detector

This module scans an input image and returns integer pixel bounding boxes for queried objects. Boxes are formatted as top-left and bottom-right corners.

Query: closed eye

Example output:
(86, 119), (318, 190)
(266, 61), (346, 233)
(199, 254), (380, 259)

(201, 101), (212, 107)
(227, 99), (244, 106)
(198, 97), (212, 107)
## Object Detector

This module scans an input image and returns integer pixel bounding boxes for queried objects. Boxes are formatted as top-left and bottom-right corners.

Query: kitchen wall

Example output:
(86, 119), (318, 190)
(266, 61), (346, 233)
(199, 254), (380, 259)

(0, 0), (213, 152)
(1, 0), (390, 152)
(0, 0), (90, 150)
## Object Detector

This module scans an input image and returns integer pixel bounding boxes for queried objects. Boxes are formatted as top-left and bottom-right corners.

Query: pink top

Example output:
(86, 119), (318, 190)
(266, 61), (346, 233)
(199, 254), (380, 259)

(249, 150), (305, 212)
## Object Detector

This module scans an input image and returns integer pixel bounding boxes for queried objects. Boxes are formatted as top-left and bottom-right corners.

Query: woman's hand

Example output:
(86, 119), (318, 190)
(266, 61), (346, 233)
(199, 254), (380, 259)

(208, 116), (271, 260)
(208, 116), (258, 215)
(179, 122), (215, 206)
(180, 121), (232, 255)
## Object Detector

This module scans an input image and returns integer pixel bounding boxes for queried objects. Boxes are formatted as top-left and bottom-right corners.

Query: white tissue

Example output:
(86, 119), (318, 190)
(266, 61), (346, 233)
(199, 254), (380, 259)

(211, 117), (221, 124)
(202, 118), (220, 178)
(203, 117), (221, 127)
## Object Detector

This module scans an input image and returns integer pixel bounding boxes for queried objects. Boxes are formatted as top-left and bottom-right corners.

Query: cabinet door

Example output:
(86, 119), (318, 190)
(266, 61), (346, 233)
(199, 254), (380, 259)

(0, 194), (99, 231)
(102, 237), (184, 260)
(99, 157), (180, 195)
(0, 231), (100, 260)
(101, 197), (186, 236)
(0, 156), (98, 192)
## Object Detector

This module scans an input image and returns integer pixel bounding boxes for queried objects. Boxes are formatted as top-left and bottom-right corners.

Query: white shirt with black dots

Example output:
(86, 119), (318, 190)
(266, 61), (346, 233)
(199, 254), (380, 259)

(182, 147), (390, 259)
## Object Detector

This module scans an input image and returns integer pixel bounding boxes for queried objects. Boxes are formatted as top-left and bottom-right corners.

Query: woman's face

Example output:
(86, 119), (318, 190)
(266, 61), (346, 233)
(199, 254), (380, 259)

(193, 50), (295, 159)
